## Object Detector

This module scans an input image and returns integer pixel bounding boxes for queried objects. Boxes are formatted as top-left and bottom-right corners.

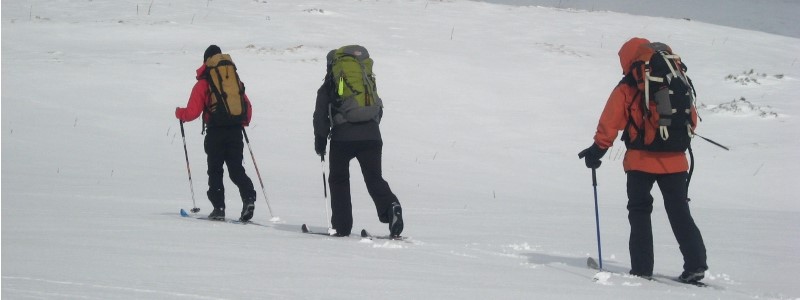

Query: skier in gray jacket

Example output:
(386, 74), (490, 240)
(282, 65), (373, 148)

(313, 47), (403, 238)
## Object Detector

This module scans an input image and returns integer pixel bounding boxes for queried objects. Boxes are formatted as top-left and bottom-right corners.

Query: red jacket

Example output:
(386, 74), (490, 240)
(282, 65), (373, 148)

(175, 65), (252, 126)
(593, 38), (697, 174)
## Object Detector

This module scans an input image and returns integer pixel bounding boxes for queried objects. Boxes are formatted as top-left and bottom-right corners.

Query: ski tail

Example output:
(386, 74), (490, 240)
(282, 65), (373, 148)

(302, 224), (336, 236)
(587, 257), (600, 270)
(360, 229), (406, 241)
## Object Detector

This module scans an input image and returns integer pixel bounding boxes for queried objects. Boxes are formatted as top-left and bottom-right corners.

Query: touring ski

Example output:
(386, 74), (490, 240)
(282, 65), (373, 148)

(670, 278), (708, 287)
(301, 224), (335, 236)
(360, 229), (407, 241)
(180, 208), (263, 226)
(587, 257), (711, 288)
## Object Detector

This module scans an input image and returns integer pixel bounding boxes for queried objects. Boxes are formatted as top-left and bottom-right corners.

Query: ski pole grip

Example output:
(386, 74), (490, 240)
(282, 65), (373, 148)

(591, 167), (597, 187)
(179, 120), (185, 137)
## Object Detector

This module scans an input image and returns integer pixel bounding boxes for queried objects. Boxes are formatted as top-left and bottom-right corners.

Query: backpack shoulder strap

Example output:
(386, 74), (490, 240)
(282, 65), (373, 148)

(206, 66), (225, 105)
(621, 87), (645, 145)
(619, 72), (637, 87)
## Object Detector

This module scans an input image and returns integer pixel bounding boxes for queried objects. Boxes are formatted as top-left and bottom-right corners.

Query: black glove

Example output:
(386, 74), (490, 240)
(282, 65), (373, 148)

(578, 143), (608, 169)
(315, 137), (327, 156)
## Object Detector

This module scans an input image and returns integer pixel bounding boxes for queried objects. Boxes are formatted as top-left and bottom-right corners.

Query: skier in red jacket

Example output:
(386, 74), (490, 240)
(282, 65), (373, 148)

(176, 45), (256, 221)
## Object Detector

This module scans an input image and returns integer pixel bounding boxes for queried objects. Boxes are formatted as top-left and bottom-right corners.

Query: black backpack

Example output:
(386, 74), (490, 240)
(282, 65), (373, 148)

(622, 42), (697, 152)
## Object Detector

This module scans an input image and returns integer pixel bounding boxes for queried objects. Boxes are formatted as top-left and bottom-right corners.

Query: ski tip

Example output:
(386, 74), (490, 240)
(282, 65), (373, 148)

(180, 209), (189, 217)
(301, 224), (310, 233)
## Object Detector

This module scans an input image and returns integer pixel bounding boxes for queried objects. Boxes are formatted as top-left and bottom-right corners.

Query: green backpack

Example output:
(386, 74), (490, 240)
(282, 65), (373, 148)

(327, 45), (382, 124)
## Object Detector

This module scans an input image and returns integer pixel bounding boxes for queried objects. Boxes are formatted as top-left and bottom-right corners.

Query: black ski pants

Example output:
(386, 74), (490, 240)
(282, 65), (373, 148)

(204, 126), (256, 209)
(626, 171), (707, 275)
(328, 140), (399, 235)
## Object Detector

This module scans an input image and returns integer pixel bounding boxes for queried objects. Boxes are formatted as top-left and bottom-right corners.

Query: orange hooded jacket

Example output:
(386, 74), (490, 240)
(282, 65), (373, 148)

(592, 37), (697, 174)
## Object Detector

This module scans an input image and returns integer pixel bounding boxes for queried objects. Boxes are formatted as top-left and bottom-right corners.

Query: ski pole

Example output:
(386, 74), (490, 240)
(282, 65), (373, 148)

(694, 133), (729, 151)
(179, 121), (200, 213)
(242, 127), (276, 218)
(321, 154), (331, 231)
(591, 167), (603, 270)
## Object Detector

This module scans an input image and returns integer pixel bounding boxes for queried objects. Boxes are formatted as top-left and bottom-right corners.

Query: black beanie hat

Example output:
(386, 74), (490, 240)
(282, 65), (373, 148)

(204, 45), (221, 62)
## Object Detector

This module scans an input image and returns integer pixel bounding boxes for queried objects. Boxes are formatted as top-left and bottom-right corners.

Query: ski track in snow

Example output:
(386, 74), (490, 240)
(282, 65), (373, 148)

(2, 276), (229, 300)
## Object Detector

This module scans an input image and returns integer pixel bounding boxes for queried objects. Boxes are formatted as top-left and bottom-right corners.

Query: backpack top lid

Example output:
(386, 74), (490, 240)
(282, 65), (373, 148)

(328, 45), (370, 65)
(205, 53), (234, 68)
(633, 42), (673, 66)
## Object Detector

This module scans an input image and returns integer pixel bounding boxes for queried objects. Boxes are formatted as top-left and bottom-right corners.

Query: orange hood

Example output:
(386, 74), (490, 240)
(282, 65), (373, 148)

(618, 37), (650, 75)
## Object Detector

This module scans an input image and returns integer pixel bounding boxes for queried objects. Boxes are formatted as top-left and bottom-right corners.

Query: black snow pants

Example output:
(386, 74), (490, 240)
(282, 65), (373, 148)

(328, 140), (399, 235)
(626, 170), (707, 276)
(204, 126), (256, 209)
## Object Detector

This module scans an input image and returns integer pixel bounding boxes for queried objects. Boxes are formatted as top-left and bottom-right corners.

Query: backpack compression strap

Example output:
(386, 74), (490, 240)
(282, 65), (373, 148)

(659, 53), (696, 141)
(643, 51), (697, 141)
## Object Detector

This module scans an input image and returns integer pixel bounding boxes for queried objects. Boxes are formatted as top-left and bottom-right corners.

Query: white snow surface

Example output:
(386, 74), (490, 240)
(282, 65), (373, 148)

(2, 0), (799, 299)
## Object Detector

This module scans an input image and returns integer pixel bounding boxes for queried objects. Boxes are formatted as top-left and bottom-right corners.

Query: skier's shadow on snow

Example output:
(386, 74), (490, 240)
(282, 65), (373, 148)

(519, 253), (627, 279)
(272, 223), (306, 233)
(271, 223), (329, 235)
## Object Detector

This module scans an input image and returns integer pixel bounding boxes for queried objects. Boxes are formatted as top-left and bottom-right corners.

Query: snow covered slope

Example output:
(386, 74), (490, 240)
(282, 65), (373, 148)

(2, 0), (799, 299)
(478, 0), (800, 38)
